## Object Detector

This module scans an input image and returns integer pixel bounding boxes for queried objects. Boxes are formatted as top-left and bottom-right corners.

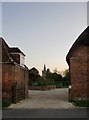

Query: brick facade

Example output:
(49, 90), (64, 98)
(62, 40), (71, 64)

(66, 27), (89, 101)
(2, 63), (29, 103)
(70, 46), (89, 100)
(0, 39), (2, 100)
(1, 37), (29, 104)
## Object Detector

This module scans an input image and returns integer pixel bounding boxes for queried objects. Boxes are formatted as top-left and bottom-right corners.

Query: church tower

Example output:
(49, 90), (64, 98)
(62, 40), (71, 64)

(42, 64), (47, 78)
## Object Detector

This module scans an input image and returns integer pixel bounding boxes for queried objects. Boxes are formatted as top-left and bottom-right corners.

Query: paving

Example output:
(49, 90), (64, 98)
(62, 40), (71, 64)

(8, 88), (76, 109)
(2, 88), (88, 118)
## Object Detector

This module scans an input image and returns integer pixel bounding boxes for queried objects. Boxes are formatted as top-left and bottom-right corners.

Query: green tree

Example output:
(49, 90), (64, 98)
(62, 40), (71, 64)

(63, 69), (70, 87)
(46, 71), (63, 82)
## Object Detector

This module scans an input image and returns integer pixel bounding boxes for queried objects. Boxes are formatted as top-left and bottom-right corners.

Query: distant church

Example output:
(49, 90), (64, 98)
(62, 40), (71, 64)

(42, 64), (47, 78)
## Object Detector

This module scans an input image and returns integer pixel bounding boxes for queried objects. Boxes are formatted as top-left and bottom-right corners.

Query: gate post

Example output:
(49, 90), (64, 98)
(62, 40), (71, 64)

(68, 85), (72, 102)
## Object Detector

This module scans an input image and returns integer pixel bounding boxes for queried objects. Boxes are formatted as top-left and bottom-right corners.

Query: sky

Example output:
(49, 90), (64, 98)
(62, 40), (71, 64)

(1, 2), (87, 75)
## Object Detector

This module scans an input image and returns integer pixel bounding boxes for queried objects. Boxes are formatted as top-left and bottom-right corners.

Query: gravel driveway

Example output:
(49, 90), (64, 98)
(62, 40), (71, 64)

(9, 88), (76, 109)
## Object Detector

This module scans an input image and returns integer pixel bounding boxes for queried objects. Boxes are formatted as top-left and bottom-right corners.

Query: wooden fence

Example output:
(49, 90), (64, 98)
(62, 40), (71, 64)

(12, 82), (25, 103)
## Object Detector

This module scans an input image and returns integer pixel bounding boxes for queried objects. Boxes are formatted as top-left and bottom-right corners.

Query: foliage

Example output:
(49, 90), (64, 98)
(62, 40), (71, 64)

(63, 69), (70, 80)
(72, 100), (89, 107)
(32, 77), (55, 86)
(46, 72), (63, 82)
(46, 70), (66, 87)
(33, 77), (46, 86)
(29, 67), (70, 88)
(0, 101), (2, 108)
(2, 100), (11, 108)
(62, 69), (70, 87)
(46, 68), (51, 74)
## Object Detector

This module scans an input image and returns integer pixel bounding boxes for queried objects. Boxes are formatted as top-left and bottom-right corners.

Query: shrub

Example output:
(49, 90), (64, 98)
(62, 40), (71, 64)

(2, 100), (11, 108)
(72, 100), (89, 107)
(0, 101), (2, 108)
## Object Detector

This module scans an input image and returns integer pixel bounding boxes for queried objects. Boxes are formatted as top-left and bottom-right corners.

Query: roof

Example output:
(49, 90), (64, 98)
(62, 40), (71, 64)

(66, 26), (89, 63)
(0, 37), (25, 63)
(10, 47), (25, 56)
(0, 37), (14, 62)
(0, 37), (9, 50)
(0, 37), (25, 56)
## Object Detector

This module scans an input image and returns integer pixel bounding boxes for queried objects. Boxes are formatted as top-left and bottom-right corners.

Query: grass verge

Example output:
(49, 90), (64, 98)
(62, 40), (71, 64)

(2, 100), (11, 108)
(0, 100), (2, 108)
(72, 100), (89, 107)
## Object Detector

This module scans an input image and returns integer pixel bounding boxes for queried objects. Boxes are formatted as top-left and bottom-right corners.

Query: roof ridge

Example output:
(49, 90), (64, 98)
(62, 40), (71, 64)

(66, 26), (89, 63)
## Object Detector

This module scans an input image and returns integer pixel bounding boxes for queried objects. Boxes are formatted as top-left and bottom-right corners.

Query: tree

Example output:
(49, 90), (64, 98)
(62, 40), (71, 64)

(46, 68), (51, 74)
(63, 69), (70, 87)
(46, 71), (62, 82)
(63, 69), (70, 80)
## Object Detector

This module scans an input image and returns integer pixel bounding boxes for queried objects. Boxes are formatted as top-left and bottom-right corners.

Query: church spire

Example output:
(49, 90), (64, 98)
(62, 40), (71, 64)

(42, 64), (47, 78)
(44, 64), (46, 71)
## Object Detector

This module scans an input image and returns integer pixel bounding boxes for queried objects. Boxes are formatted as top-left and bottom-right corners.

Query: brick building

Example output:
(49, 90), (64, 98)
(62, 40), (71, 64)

(66, 26), (89, 101)
(0, 37), (29, 105)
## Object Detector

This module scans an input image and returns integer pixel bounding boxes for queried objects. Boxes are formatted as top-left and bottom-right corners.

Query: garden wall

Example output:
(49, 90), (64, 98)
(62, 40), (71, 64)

(2, 63), (29, 105)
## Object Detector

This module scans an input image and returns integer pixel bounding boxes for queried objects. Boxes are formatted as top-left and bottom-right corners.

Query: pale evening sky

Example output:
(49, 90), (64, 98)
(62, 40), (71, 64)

(1, 2), (87, 75)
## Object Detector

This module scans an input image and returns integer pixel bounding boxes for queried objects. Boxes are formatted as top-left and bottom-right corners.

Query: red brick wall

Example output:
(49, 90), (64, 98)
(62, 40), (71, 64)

(69, 45), (89, 100)
(0, 63), (2, 100)
(14, 64), (28, 98)
(2, 63), (14, 103)
(2, 63), (29, 104)
(0, 40), (2, 100)
(1, 39), (29, 104)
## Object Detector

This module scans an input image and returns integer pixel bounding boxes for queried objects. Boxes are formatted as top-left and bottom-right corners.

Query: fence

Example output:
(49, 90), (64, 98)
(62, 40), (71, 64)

(12, 82), (25, 103)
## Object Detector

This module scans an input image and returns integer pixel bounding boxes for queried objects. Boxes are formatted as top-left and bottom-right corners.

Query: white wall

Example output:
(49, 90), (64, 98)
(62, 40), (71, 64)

(20, 53), (25, 67)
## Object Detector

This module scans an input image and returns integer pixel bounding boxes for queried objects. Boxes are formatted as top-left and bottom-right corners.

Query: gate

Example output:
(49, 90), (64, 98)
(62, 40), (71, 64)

(12, 82), (25, 103)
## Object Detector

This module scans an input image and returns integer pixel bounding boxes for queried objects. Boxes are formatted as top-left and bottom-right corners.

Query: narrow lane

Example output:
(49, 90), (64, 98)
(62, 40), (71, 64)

(2, 88), (88, 118)
(8, 88), (75, 109)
